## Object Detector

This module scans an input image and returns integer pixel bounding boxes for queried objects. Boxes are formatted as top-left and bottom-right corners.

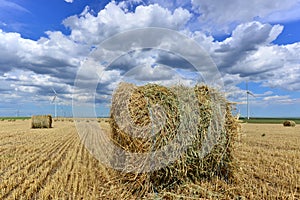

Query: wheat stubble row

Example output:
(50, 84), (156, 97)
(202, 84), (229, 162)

(0, 121), (113, 199)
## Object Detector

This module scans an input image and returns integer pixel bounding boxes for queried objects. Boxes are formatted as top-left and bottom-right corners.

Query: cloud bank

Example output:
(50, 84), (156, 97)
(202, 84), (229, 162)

(0, 1), (299, 116)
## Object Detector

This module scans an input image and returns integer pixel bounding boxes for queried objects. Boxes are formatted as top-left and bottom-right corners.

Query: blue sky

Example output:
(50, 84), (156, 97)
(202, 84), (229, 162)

(0, 0), (300, 118)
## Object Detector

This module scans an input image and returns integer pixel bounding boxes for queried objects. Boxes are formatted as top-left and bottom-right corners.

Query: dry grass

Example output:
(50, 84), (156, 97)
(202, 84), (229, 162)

(109, 83), (239, 197)
(0, 121), (299, 199)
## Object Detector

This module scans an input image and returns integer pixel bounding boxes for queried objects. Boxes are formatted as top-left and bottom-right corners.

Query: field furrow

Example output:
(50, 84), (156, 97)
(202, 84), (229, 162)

(0, 138), (67, 178)
(37, 134), (84, 199)
(0, 131), (72, 182)
(0, 124), (76, 199)
(10, 132), (77, 199)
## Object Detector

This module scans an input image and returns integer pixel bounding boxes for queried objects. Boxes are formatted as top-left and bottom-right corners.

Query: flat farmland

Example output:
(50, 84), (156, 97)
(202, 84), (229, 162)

(0, 120), (299, 199)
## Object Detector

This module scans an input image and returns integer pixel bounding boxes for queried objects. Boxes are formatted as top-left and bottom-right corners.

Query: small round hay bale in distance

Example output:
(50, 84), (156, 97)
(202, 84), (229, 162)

(31, 115), (52, 128)
(283, 120), (296, 127)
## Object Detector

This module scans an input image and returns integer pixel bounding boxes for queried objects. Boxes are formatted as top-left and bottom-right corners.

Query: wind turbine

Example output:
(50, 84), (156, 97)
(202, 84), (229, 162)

(246, 81), (255, 120)
(51, 88), (58, 118)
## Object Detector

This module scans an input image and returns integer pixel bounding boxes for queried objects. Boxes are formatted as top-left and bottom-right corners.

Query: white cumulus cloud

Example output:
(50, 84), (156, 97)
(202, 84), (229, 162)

(64, 0), (74, 3)
(63, 2), (192, 44)
(191, 0), (300, 33)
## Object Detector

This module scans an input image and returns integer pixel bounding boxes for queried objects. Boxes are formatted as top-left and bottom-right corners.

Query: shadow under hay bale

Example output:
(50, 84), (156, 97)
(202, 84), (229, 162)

(104, 118), (111, 123)
(283, 120), (296, 127)
(31, 115), (52, 128)
(109, 82), (239, 197)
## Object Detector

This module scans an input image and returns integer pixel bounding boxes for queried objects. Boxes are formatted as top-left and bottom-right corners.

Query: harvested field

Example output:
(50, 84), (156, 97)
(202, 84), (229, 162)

(0, 120), (299, 199)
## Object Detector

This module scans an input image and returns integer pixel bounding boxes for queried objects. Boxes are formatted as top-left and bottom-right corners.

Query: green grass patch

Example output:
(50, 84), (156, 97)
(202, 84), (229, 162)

(240, 117), (300, 124)
(0, 117), (31, 121)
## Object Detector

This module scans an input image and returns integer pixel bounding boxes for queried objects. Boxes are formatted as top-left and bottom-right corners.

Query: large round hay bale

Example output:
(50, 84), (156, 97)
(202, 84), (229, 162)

(109, 82), (239, 197)
(149, 85), (239, 187)
(283, 120), (296, 127)
(31, 115), (52, 128)
(111, 83), (180, 153)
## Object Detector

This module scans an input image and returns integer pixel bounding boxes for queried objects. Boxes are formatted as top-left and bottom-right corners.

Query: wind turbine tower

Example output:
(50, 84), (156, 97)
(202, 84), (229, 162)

(52, 88), (58, 118)
(246, 82), (255, 120)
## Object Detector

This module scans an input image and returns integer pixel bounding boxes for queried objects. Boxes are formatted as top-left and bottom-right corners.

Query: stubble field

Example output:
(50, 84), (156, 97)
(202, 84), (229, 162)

(0, 120), (299, 199)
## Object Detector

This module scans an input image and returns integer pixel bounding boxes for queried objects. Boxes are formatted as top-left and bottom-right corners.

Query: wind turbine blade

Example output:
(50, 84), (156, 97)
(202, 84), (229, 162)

(52, 88), (57, 94)
(52, 95), (57, 103)
(247, 91), (255, 97)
